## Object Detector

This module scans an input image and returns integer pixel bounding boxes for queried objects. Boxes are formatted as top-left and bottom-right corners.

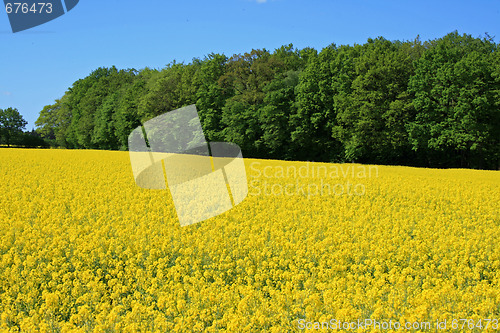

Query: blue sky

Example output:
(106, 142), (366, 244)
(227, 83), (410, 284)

(1, 0), (499, 129)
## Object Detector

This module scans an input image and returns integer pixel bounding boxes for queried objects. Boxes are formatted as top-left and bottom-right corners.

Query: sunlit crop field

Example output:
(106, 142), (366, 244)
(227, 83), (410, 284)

(1, 148), (499, 332)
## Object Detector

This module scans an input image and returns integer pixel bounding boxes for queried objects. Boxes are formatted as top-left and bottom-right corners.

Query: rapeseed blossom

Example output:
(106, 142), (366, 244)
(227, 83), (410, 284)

(0, 149), (499, 332)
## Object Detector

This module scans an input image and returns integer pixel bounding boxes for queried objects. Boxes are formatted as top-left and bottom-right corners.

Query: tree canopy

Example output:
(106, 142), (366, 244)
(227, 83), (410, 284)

(0, 107), (28, 147)
(35, 32), (500, 169)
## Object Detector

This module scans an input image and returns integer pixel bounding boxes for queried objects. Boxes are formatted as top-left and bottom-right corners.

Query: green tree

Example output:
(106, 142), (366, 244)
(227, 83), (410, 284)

(113, 70), (153, 150)
(408, 32), (499, 168)
(293, 45), (344, 161)
(35, 102), (58, 141)
(256, 44), (307, 159)
(31, 34), (500, 169)
(259, 70), (300, 159)
(92, 92), (121, 150)
(0, 107), (28, 147)
(334, 38), (419, 164)
(220, 49), (284, 156)
(35, 96), (72, 147)
(15, 129), (48, 148)
(138, 62), (200, 122)
(195, 53), (228, 142)
(91, 68), (137, 149)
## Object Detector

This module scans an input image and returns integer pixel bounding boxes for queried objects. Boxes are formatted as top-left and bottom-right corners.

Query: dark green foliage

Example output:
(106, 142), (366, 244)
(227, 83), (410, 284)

(219, 49), (284, 156)
(293, 45), (343, 162)
(333, 38), (419, 165)
(0, 107), (28, 147)
(13, 129), (49, 148)
(34, 33), (500, 169)
(408, 32), (500, 169)
(0, 109), (47, 148)
(195, 53), (228, 142)
(259, 69), (300, 160)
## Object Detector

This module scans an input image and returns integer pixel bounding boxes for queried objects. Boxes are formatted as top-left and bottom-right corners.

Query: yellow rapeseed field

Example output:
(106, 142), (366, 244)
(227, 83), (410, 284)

(0, 148), (499, 332)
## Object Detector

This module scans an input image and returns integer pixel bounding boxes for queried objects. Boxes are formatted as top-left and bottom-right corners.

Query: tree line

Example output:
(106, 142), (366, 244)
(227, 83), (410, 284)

(35, 32), (500, 169)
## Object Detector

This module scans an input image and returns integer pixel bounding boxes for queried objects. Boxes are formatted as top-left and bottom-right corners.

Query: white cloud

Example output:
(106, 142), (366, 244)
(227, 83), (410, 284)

(256, 0), (268, 3)
(2, 91), (12, 96)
